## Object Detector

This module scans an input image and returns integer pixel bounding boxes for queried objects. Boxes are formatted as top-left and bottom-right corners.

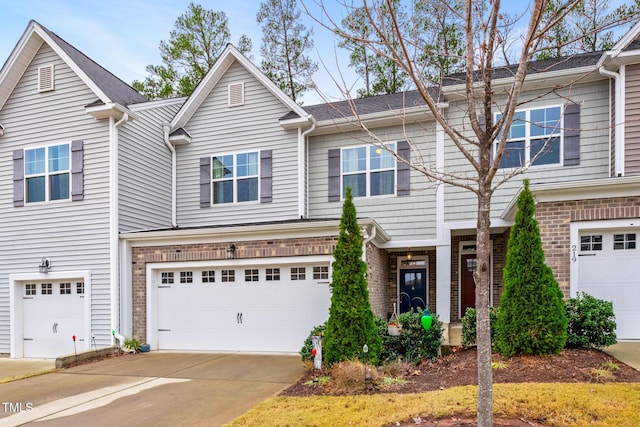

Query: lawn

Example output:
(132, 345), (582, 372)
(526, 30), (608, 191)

(227, 382), (640, 426)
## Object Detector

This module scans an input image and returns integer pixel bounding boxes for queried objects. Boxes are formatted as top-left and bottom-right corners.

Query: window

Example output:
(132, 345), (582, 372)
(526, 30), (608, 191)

(581, 235), (603, 251)
(342, 143), (396, 198)
(313, 266), (329, 280)
(222, 270), (235, 282)
(613, 233), (636, 250)
(202, 271), (215, 283)
(291, 267), (306, 280)
(76, 282), (85, 294)
(60, 283), (71, 295)
(161, 272), (174, 284)
(245, 269), (259, 282)
(266, 268), (280, 281)
(25, 144), (70, 202)
(25, 284), (36, 296)
(495, 106), (562, 168)
(211, 151), (259, 204)
(180, 271), (193, 284)
(41, 283), (52, 295)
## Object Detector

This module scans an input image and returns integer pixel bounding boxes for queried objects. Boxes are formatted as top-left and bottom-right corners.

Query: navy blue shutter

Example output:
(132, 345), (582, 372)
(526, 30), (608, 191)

(396, 140), (410, 196)
(70, 140), (84, 201)
(200, 157), (211, 208)
(328, 149), (341, 202)
(564, 104), (580, 166)
(260, 150), (272, 203)
(13, 149), (24, 207)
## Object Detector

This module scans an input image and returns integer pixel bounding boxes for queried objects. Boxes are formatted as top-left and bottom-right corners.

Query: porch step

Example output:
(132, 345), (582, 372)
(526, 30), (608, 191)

(448, 323), (462, 346)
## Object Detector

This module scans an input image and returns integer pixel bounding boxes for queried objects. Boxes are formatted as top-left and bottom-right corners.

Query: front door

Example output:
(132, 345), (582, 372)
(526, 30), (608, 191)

(460, 254), (477, 317)
(399, 269), (427, 313)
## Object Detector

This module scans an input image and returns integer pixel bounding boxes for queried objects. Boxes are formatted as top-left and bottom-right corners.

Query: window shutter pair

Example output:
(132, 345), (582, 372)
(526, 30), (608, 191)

(12, 140), (84, 206)
(328, 141), (411, 201)
(199, 150), (272, 207)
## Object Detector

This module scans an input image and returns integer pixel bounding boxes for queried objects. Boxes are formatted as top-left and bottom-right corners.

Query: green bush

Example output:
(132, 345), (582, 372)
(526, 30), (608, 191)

(461, 307), (499, 346)
(565, 293), (617, 349)
(379, 309), (443, 364)
(300, 323), (326, 362)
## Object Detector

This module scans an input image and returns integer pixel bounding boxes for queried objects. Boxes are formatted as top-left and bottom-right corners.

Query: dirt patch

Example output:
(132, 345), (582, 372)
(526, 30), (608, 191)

(281, 347), (640, 397)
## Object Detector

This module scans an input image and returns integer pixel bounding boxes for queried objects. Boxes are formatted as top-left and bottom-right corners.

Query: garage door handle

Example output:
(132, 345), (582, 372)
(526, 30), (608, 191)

(158, 329), (171, 332)
(237, 313), (243, 324)
(578, 254), (597, 257)
(24, 338), (34, 341)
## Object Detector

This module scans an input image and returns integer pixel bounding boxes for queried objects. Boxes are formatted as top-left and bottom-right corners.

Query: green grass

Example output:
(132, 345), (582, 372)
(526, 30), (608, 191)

(226, 383), (640, 427)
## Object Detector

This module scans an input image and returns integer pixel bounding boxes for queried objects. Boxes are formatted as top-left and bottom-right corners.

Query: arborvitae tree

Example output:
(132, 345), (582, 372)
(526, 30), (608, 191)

(323, 187), (382, 365)
(494, 179), (568, 357)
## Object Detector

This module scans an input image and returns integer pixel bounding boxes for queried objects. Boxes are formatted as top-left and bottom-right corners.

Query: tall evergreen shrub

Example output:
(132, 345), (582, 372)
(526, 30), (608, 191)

(323, 187), (382, 365)
(494, 179), (567, 357)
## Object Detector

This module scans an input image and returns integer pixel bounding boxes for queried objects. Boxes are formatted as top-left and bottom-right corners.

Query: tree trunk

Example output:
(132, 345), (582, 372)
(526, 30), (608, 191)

(475, 189), (493, 426)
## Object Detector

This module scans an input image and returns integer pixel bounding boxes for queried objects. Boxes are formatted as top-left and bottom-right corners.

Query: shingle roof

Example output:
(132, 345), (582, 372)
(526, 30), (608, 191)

(41, 24), (147, 106)
(282, 90), (432, 121)
(442, 51), (603, 86)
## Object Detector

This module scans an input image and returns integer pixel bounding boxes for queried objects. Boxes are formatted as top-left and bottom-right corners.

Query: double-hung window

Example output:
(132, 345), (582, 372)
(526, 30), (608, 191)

(24, 144), (70, 202)
(211, 151), (259, 203)
(342, 143), (396, 198)
(495, 106), (562, 168)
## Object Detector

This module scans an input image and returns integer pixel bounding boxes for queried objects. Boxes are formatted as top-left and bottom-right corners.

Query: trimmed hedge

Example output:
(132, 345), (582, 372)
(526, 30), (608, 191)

(565, 293), (617, 349)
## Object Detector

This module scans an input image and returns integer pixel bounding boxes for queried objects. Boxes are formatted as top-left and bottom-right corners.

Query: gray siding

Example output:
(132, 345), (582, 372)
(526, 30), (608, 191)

(0, 44), (113, 352)
(175, 61), (300, 226)
(308, 122), (439, 240)
(625, 63), (640, 176)
(444, 80), (611, 223)
(119, 102), (182, 231)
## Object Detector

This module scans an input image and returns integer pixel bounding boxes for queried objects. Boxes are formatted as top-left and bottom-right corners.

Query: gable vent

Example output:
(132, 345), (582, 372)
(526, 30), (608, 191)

(38, 65), (55, 92)
(228, 82), (244, 107)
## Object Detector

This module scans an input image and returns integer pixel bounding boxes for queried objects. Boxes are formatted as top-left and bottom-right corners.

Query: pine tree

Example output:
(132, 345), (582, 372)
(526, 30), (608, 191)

(323, 187), (382, 365)
(494, 179), (568, 357)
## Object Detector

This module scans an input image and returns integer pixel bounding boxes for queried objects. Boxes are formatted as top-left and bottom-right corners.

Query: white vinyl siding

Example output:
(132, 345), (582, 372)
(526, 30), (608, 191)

(176, 61), (300, 226)
(119, 101), (182, 231)
(445, 81), (611, 223)
(0, 44), (113, 353)
(308, 122), (438, 240)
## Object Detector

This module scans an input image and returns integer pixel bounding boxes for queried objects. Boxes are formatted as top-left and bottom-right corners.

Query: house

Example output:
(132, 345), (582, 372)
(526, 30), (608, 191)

(0, 20), (638, 358)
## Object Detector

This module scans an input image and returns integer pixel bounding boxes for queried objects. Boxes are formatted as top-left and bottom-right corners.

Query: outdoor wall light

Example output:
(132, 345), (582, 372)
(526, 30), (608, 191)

(38, 257), (51, 273)
(227, 244), (236, 260)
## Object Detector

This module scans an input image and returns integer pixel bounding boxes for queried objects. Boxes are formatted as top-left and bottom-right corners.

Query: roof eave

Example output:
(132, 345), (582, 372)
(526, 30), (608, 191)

(85, 102), (137, 121)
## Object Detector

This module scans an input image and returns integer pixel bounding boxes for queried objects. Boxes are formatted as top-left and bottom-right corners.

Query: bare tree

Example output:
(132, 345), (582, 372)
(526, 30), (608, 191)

(306, 0), (636, 425)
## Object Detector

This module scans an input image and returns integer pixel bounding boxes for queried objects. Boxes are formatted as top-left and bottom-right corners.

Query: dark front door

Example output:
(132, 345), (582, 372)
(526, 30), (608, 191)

(399, 268), (427, 313)
(460, 254), (477, 317)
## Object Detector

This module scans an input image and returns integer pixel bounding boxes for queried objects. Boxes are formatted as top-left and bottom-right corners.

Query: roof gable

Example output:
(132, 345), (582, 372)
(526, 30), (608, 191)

(171, 44), (309, 131)
(0, 20), (146, 112)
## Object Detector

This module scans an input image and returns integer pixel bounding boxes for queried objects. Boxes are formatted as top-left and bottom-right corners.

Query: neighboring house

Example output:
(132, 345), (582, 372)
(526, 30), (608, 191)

(0, 20), (638, 358)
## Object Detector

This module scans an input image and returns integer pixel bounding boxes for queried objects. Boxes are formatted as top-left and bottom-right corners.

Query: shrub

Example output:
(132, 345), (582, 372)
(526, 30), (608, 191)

(461, 307), (499, 346)
(330, 360), (380, 392)
(494, 179), (567, 357)
(123, 337), (142, 352)
(379, 309), (443, 364)
(300, 323), (326, 363)
(565, 293), (617, 349)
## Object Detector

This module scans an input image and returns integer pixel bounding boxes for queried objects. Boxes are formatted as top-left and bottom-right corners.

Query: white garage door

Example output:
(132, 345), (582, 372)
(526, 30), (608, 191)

(578, 230), (639, 339)
(156, 264), (331, 352)
(23, 281), (86, 358)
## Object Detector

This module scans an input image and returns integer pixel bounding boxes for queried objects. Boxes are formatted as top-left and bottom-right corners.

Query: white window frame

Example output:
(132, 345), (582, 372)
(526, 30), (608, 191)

(341, 143), (397, 198)
(24, 143), (71, 203)
(211, 150), (260, 204)
(494, 105), (563, 169)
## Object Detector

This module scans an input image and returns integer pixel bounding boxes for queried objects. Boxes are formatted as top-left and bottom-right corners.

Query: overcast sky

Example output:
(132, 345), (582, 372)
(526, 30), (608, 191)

(0, 1), (634, 105)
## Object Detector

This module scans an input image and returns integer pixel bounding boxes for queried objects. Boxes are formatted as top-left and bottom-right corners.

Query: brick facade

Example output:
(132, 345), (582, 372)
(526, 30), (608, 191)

(386, 250), (437, 318)
(131, 236), (338, 341)
(365, 242), (390, 318)
(536, 196), (640, 295)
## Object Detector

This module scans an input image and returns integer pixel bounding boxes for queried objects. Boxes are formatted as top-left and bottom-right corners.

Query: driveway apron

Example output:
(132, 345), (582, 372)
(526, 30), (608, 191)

(0, 353), (303, 426)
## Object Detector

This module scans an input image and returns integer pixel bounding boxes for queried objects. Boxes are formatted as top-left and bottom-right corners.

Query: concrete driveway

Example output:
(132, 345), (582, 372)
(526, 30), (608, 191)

(0, 352), (303, 426)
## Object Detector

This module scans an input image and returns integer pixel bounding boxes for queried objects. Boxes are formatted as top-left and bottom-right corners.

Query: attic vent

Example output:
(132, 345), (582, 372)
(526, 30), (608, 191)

(228, 82), (244, 107)
(38, 64), (55, 92)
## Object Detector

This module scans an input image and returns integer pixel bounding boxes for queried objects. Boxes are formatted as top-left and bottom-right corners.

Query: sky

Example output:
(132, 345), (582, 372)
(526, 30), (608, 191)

(0, 0), (353, 105)
(0, 1), (635, 105)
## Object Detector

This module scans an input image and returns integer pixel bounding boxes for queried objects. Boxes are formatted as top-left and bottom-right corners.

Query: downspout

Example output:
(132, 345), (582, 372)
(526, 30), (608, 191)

(298, 115), (316, 219)
(163, 124), (177, 228)
(110, 113), (129, 345)
(362, 224), (377, 263)
(599, 65), (624, 177)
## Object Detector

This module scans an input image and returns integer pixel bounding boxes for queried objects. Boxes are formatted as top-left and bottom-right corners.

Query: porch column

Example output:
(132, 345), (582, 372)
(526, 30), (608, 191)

(436, 244), (451, 324)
